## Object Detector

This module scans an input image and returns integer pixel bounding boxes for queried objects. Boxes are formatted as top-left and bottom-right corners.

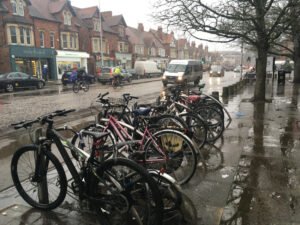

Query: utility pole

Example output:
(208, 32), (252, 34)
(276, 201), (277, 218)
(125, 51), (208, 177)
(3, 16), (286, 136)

(98, 0), (104, 67)
(240, 41), (244, 80)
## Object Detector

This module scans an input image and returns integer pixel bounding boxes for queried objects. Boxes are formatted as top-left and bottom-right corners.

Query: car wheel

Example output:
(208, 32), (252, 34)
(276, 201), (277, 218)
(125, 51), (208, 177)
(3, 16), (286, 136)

(128, 77), (132, 83)
(163, 82), (167, 87)
(37, 81), (44, 89)
(6, 83), (14, 92)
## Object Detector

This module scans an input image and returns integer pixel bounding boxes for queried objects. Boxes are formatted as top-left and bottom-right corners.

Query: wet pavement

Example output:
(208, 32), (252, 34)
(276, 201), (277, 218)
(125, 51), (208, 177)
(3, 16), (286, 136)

(2, 73), (293, 224)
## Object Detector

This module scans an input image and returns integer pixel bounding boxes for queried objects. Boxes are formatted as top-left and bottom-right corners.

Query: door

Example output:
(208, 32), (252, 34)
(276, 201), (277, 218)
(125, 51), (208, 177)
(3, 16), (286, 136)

(19, 72), (32, 87)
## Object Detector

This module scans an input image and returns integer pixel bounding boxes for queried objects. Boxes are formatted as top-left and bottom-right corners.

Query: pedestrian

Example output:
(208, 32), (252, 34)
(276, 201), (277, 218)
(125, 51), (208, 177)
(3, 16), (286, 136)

(42, 65), (48, 81)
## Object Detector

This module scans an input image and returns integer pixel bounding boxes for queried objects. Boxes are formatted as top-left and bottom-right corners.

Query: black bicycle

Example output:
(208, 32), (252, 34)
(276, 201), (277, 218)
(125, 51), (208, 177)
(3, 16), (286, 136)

(73, 79), (89, 93)
(10, 109), (163, 225)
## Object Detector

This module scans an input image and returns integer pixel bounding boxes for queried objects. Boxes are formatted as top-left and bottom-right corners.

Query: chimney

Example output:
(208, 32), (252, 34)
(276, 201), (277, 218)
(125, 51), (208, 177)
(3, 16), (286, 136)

(138, 23), (144, 32)
(101, 11), (113, 20)
(157, 26), (163, 40)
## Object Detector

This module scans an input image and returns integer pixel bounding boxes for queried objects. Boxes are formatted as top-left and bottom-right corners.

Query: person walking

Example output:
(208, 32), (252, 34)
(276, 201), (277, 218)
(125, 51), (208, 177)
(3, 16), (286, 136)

(42, 65), (48, 81)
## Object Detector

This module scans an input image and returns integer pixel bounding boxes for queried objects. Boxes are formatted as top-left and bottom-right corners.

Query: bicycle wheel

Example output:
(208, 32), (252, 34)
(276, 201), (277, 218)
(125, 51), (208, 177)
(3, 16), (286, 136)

(88, 158), (163, 225)
(82, 81), (89, 92)
(73, 82), (80, 93)
(11, 146), (67, 210)
(179, 112), (207, 150)
(143, 129), (197, 185)
(196, 106), (224, 142)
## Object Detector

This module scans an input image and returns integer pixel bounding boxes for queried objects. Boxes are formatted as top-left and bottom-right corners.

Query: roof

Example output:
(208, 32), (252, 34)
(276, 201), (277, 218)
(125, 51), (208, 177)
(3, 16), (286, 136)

(74, 6), (98, 19)
(126, 27), (144, 45)
(126, 26), (163, 48)
(104, 14), (127, 27)
(28, 0), (59, 22)
(102, 21), (118, 34)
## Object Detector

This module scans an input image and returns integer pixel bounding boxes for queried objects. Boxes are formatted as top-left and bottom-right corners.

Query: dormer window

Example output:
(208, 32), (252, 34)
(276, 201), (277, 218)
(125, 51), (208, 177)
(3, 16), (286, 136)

(11, 0), (24, 16)
(93, 18), (101, 32)
(119, 25), (125, 37)
(63, 10), (72, 26)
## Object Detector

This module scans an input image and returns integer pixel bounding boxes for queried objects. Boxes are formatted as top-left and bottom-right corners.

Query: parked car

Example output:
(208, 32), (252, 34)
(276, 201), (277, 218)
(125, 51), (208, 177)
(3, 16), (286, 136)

(134, 61), (162, 79)
(209, 65), (225, 77)
(61, 70), (96, 85)
(98, 67), (132, 84)
(0, 72), (45, 92)
(162, 60), (203, 87)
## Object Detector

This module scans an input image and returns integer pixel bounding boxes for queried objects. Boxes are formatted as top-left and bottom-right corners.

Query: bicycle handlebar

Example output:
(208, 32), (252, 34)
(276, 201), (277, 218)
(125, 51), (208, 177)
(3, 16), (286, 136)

(11, 109), (76, 130)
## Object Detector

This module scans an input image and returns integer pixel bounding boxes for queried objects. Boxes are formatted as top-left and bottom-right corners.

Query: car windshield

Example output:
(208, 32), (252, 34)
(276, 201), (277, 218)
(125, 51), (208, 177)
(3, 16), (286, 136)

(166, 64), (186, 73)
(0, 73), (8, 78)
(211, 65), (222, 71)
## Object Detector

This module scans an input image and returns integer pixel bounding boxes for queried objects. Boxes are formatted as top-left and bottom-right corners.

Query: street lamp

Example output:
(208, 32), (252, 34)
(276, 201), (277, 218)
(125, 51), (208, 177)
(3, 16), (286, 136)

(240, 41), (244, 81)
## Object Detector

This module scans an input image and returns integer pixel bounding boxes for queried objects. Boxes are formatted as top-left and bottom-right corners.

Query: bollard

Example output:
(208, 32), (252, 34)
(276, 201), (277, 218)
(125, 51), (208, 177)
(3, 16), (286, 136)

(222, 86), (229, 97)
(211, 91), (219, 101)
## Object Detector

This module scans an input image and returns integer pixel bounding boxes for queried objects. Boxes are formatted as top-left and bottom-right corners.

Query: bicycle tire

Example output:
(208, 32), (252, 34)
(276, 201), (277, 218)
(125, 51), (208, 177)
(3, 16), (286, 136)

(72, 82), (80, 93)
(88, 157), (163, 225)
(196, 106), (224, 142)
(178, 112), (207, 150)
(143, 129), (197, 185)
(11, 145), (67, 210)
(82, 81), (89, 92)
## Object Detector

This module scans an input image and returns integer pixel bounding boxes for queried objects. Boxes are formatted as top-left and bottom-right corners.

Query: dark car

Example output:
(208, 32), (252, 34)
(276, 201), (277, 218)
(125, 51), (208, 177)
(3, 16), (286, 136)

(209, 65), (225, 77)
(0, 72), (45, 92)
(61, 70), (96, 85)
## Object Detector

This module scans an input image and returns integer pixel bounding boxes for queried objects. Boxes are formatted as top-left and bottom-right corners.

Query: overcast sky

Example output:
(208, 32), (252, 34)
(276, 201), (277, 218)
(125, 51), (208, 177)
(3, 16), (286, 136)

(70, 0), (238, 52)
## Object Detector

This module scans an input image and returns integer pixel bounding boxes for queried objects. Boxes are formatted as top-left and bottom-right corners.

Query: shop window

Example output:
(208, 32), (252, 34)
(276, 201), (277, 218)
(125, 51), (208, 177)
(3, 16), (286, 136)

(50, 32), (55, 48)
(39, 31), (44, 47)
(9, 26), (17, 44)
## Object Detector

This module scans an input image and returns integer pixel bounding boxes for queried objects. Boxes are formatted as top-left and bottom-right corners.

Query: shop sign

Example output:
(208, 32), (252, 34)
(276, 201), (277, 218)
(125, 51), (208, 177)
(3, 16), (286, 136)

(115, 53), (132, 61)
(57, 50), (89, 58)
(10, 46), (56, 58)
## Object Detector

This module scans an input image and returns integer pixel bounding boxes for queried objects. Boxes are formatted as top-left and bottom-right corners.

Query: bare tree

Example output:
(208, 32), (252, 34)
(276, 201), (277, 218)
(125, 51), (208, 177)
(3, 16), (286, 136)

(152, 0), (295, 101)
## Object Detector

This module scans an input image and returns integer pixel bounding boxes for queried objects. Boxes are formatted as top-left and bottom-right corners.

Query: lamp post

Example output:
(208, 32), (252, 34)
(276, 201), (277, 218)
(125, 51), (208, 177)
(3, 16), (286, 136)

(98, 0), (104, 67)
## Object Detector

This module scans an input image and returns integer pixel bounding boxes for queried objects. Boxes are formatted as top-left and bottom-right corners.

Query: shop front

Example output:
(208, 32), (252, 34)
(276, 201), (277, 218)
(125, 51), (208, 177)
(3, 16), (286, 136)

(9, 46), (57, 80)
(115, 52), (132, 69)
(56, 50), (90, 80)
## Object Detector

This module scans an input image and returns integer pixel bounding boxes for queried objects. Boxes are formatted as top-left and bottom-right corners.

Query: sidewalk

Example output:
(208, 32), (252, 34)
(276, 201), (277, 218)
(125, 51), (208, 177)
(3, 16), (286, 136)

(1, 79), (299, 224)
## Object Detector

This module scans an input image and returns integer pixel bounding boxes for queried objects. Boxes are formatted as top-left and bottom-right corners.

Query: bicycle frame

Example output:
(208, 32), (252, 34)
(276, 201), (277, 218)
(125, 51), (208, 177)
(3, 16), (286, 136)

(99, 115), (168, 164)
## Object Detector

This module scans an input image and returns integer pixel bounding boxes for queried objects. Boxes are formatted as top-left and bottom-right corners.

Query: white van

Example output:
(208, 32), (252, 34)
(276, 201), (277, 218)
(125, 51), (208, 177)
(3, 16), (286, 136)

(162, 60), (203, 87)
(134, 61), (162, 79)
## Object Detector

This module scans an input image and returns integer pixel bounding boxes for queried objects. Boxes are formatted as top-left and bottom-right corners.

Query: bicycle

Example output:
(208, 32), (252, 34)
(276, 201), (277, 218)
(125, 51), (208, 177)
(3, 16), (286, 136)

(78, 105), (199, 185)
(10, 109), (163, 225)
(73, 79), (89, 93)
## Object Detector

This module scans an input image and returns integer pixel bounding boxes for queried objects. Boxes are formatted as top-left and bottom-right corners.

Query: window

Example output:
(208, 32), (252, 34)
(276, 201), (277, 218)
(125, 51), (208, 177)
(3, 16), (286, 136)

(61, 32), (78, 50)
(19, 27), (24, 44)
(93, 19), (100, 31)
(11, 0), (17, 13)
(92, 38), (100, 52)
(7, 24), (33, 45)
(39, 31), (44, 47)
(11, 0), (24, 16)
(62, 34), (68, 48)
(50, 32), (55, 48)
(9, 26), (17, 43)
(119, 42), (128, 53)
(25, 28), (31, 45)
(63, 10), (72, 26)
(119, 25), (124, 37)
